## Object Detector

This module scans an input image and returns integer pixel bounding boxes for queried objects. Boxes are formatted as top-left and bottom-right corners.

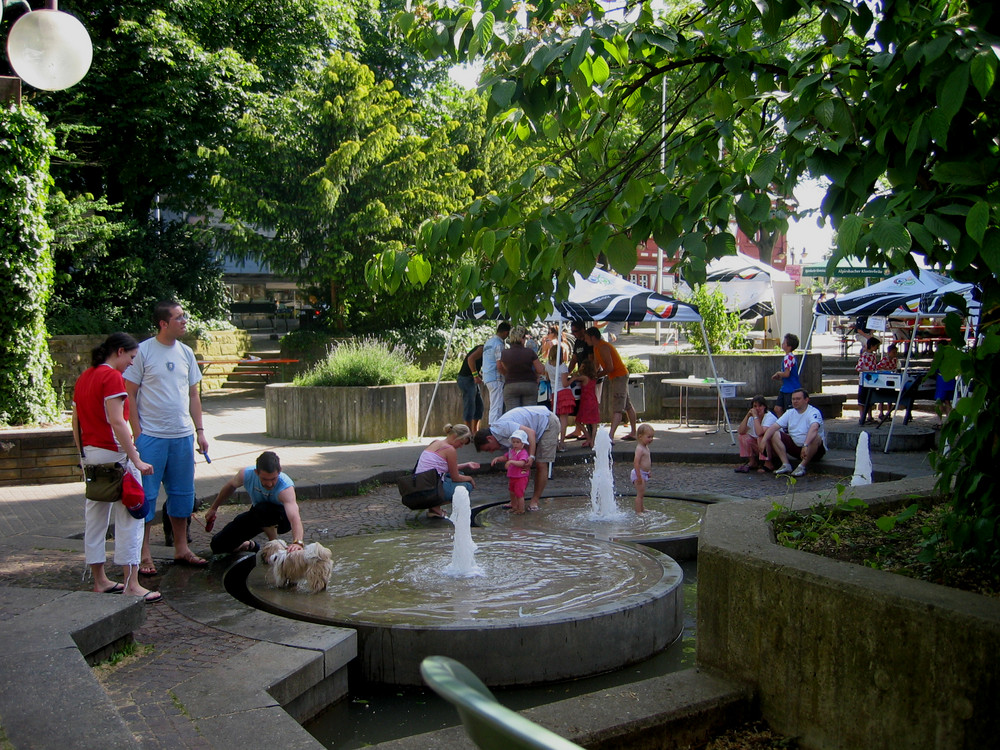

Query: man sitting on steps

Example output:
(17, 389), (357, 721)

(761, 388), (826, 478)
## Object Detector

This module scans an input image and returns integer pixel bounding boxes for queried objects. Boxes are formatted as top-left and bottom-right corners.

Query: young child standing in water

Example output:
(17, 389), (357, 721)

(491, 429), (531, 514)
(631, 423), (654, 514)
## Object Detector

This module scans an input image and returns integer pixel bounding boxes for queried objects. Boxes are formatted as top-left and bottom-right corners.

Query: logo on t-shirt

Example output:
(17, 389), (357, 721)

(167, 362), (175, 371)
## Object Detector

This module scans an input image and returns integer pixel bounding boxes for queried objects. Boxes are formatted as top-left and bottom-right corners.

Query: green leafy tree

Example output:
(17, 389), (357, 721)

(46, 212), (229, 335)
(13, 0), (365, 219)
(0, 105), (59, 426)
(205, 52), (475, 330)
(394, 0), (1000, 565)
(351, 0), (452, 99)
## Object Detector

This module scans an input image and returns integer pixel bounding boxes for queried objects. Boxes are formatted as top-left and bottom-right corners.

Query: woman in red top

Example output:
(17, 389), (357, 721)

(73, 333), (159, 601)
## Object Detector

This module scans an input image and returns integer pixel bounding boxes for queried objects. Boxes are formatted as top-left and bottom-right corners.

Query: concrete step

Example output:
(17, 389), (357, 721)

(0, 588), (145, 749)
(826, 420), (937, 452)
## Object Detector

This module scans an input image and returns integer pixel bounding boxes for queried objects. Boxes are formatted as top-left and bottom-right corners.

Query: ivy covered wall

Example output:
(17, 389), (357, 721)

(0, 104), (59, 426)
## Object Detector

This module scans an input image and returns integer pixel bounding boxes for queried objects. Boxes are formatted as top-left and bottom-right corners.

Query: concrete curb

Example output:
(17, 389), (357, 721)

(369, 667), (755, 750)
(0, 588), (146, 749)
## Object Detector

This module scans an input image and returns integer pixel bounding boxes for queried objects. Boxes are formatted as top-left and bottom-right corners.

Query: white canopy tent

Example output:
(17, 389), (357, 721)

(423, 269), (736, 443)
(800, 269), (976, 452)
(676, 252), (792, 320)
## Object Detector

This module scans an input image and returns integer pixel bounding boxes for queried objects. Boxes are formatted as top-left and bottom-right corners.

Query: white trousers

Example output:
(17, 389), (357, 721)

(82, 446), (143, 566)
(486, 380), (505, 423)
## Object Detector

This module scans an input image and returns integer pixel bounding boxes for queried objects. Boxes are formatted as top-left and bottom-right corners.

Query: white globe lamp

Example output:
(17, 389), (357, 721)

(6, 6), (93, 91)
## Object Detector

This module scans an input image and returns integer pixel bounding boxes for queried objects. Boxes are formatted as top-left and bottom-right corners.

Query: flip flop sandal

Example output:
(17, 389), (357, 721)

(139, 563), (158, 576)
(734, 465), (752, 473)
(173, 555), (209, 568)
(101, 583), (125, 594)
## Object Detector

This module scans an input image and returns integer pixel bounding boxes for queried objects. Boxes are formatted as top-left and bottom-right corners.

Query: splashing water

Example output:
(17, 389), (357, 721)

(851, 430), (873, 486)
(589, 427), (623, 520)
(444, 486), (484, 578)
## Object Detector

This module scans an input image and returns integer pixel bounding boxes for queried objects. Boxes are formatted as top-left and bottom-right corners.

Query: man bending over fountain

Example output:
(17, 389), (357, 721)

(474, 405), (560, 512)
(205, 451), (306, 555)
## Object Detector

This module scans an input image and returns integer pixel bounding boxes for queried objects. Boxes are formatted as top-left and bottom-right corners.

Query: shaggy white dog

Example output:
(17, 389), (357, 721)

(259, 539), (333, 594)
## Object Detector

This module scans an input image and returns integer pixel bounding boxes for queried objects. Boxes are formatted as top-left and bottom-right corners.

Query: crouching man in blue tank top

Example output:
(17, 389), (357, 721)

(205, 451), (305, 555)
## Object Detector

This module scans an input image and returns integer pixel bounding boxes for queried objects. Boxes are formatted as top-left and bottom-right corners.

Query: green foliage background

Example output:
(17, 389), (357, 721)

(46, 217), (229, 335)
(0, 106), (59, 426)
(682, 285), (753, 354)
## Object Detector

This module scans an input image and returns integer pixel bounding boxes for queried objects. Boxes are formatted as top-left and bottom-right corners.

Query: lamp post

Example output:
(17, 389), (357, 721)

(2, 0), (92, 103)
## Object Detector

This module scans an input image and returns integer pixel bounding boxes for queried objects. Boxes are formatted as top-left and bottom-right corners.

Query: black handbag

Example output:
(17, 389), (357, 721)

(397, 466), (446, 510)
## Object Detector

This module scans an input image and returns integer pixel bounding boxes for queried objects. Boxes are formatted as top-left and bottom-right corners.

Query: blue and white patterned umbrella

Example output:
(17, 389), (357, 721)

(814, 269), (953, 318)
(460, 269), (702, 323)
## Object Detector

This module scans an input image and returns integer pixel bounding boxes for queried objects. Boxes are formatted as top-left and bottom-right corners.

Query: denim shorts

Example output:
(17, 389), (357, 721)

(457, 375), (484, 421)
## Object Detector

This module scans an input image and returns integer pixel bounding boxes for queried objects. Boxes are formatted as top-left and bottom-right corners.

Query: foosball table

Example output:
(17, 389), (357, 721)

(859, 369), (935, 425)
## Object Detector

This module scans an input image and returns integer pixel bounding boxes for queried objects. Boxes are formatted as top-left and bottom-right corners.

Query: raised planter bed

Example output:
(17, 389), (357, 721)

(266, 382), (466, 443)
(697, 477), (1000, 750)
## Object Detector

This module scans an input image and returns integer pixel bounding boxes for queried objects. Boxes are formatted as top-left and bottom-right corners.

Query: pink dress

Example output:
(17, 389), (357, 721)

(576, 379), (599, 424)
(506, 447), (530, 499)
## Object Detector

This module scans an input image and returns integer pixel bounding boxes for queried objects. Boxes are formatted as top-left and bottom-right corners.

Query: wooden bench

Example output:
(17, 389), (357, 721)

(197, 358), (299, 393)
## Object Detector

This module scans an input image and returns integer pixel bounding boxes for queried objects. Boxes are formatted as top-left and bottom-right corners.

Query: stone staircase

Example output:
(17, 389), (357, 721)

(221, 333), (292, 390)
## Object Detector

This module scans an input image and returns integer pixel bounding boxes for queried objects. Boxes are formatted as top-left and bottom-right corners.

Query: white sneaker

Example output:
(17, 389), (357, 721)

(792, 465), (807, 477)
(774, 464), (793, 475)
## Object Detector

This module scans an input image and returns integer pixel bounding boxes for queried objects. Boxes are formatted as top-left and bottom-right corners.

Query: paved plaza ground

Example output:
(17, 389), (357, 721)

(0, 330), (938, 748)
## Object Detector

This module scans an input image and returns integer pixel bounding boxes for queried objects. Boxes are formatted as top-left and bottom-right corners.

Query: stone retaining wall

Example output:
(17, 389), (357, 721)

(48, 331), (252, 397)
(647, 353), (823, 397)
(0, 427), (79, 486)
(697, 478), (1000, 750)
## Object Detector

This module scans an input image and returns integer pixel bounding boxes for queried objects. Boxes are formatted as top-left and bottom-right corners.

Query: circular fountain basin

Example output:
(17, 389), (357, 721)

(475, 496), (705, 559)
(247, 528), (683, 686)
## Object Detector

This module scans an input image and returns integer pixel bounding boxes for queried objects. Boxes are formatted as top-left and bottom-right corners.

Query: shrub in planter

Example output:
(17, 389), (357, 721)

(295, 337), (415, 387)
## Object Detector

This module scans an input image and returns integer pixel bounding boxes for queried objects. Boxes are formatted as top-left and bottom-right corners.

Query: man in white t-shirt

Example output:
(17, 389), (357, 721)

(761, 389), (826, 478)
(125, 300), (210, 573)
(473, 405), (559, 511)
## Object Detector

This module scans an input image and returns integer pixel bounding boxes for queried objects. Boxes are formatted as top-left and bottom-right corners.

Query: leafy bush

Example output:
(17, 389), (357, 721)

(279, 330), (338, 364)
(930, 315), (1000, 572)
(402, 358), (464, 383)
(283, 325), (493, 375)
(46, 217), (229, 335)
(624, 356), (648, 374)
(379, 323), (490, 359)
(295, 338), (415, 387)
(682, 285), (752, 353)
